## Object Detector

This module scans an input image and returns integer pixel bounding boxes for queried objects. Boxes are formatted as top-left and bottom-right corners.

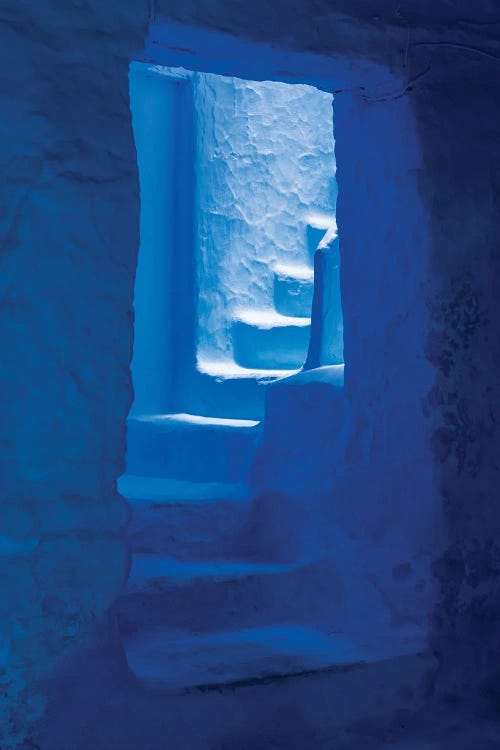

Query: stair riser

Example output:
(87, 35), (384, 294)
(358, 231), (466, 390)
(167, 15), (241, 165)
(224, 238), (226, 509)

(274, 275), (313, 318)
(117, 565), (340, 637)
(232, 321), (310, 370)
(179, 371), (272, 421)
(126, 419), (260, 483)
(128, 500), (249, 558)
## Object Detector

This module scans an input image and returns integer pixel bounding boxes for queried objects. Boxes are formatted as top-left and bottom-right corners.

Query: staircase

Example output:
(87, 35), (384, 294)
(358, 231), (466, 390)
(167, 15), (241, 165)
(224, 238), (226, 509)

(232, 263), (314, 371)
(118, 398), (430, 694)
(193, 260), (315, 420)
(117, 242), (327, 689)
(191, 221), (329, 420)
(117, 227), (430, 697)
(117, 458), (430, 692)
(117, 414), (358, 691)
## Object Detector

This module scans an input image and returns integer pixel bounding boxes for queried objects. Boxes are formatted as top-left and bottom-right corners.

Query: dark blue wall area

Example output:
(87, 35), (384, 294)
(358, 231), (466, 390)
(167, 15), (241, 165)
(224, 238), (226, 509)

(414, 52), (500, 704)
(0, 2), (498, 748)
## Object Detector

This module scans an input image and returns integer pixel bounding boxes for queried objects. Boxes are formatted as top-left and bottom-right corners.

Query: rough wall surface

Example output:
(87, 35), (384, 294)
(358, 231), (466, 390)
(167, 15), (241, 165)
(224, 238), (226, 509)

(194, 73), (335, 360)
(0, 2), (149, 746)
(0, 0), (499, 746)
(415, 53), (500, 704)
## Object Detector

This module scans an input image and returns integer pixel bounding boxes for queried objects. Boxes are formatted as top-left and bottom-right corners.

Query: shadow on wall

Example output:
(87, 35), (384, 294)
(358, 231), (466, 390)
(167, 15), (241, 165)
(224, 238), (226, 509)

(413, 49), (500, 703)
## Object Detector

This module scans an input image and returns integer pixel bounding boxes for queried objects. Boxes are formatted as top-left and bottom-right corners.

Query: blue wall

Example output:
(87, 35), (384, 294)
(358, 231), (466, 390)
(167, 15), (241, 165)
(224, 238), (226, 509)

(1, 6), (499, 749)
(193, 73), (336, 363)
(129, 66), (178, 415)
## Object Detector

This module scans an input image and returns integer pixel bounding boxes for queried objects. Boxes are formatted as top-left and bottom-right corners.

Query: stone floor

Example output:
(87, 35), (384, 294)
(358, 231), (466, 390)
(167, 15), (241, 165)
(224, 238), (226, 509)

(34, 621), (500, 750)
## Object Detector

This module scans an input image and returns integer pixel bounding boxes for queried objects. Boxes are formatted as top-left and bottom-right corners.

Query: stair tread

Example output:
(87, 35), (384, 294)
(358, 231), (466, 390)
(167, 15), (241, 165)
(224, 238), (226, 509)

(123, 623), (427, 690)
(131, 412), (259, 430)
(273, 263), (314, 281)
(233, 309), (311, 329)
(118, 476), (251, 505)
(197, 358), (298, 380)
(128, 554), (296, 588)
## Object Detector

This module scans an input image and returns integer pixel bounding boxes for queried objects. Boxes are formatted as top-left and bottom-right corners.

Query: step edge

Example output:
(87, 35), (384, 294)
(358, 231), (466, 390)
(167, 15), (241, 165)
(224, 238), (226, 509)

(233, 309), (311, 328)
(119, 477), (252, 505)
(126, 556), (299, 587)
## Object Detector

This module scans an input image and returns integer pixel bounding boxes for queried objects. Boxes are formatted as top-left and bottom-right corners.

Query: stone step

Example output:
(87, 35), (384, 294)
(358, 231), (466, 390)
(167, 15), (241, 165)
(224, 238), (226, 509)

(118, 475), (251, 559)
(116, 554), (341, 637)
(122, 623), (430, 692)
(189, 360), (298, 421)
(125, 413), (261, 483)
(232, 310), (311, 370)
(273, 263), (314, 318)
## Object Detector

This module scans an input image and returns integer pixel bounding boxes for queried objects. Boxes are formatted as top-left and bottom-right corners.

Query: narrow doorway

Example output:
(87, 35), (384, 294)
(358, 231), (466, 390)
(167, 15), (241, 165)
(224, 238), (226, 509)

(128, 63), (342, 424)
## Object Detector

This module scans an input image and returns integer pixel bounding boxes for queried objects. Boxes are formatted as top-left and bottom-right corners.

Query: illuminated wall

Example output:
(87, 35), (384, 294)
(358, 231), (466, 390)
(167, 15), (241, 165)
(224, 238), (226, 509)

(194, 72), (336, 363)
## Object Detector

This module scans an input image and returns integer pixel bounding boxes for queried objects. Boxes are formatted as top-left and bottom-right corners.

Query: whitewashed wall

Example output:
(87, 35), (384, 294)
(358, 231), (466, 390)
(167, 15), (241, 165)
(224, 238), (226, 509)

(194, 73), (335, 360)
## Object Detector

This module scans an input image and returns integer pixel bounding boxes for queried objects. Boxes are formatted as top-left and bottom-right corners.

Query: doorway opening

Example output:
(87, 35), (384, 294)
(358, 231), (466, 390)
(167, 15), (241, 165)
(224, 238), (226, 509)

(116, 22), (432, 697)
(129, 63), (342, 423)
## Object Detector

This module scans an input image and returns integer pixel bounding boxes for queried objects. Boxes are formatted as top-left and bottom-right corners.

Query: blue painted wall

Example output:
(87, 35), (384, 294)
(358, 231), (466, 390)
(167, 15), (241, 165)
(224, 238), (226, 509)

(129, 66), (178, 415)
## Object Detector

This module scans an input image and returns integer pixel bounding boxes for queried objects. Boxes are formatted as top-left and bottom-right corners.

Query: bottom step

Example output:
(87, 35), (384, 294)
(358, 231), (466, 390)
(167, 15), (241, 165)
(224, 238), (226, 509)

(123, 624), (430, 692)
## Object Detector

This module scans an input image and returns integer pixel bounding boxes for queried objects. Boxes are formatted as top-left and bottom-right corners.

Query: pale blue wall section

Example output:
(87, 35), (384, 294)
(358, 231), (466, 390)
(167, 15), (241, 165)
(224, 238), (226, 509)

(129, 66), (178, 415)
(193, 74), (336, 362)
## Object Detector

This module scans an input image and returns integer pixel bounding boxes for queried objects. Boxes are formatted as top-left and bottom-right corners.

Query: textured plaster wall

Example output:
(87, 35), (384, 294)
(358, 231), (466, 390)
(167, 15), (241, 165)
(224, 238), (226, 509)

(0, 2), (149, 746)
(194, 73), (335, 360)
(414, 54), (500, 703)
(339, 43), (499, 705)
(0, 1), (499, 746)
